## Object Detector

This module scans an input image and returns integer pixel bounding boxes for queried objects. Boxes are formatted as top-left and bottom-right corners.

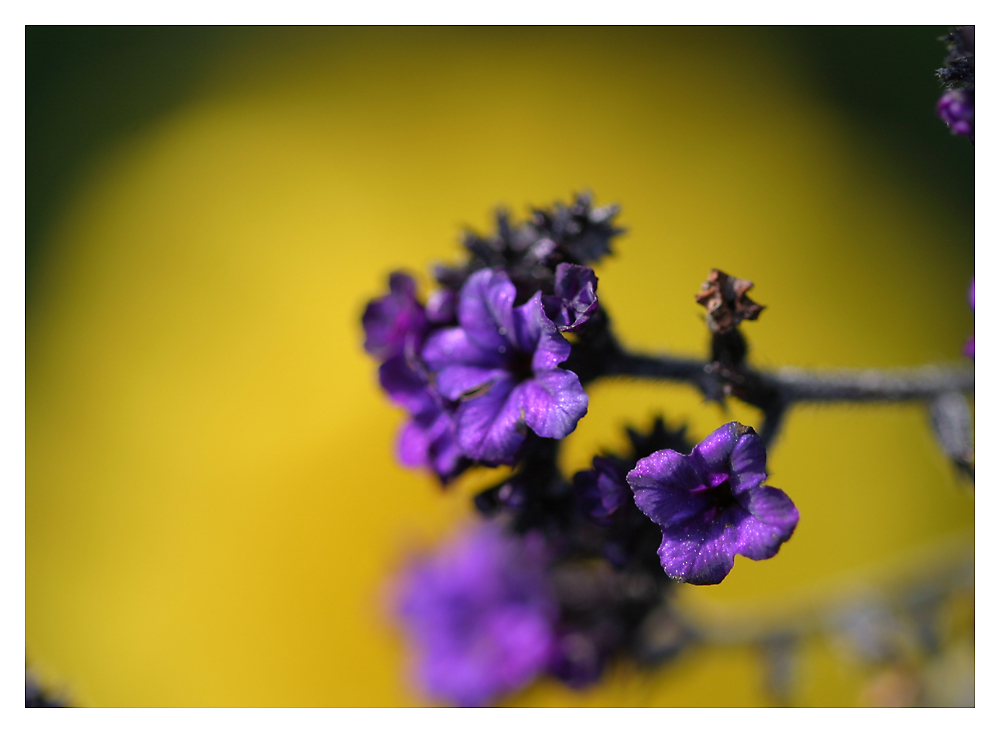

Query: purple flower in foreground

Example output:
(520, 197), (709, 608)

(422, 268), (589, 465)
(964, 278), (975, 360)
(626, 422), (798, 585)
(396, 523), (558, 707)
(362, 272), (428, 361)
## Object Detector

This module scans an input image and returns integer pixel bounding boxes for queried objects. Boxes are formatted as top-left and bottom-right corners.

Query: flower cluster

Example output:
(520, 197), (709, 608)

(363, 195), (611, 481)
(362, 197), (807, 705)
(365, 166), (969, 704)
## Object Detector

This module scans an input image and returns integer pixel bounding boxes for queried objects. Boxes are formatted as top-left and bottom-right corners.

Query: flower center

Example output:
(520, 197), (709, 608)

(506, 351), (534, 379)
(698, 479), (739, 523)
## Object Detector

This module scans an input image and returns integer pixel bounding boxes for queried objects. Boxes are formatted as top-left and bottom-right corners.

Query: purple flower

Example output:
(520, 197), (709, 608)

(938, 88), (974, 142)
(422, 268), (590, 465)
(626, 422), (798, 585)
(396, 523), (558, 707)
(964, 278), (975, 360)
(362, 272), (427, 361)
(573, 456), (630, 525)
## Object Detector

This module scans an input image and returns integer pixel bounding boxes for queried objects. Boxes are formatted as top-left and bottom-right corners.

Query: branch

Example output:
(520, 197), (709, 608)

(603, 350), (974, 405)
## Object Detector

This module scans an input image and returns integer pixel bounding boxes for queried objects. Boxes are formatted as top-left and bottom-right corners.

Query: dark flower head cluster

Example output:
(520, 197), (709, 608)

(434, 192), (623, 303)
(363, 195), (619, 482)
(937, 27), (975, 142)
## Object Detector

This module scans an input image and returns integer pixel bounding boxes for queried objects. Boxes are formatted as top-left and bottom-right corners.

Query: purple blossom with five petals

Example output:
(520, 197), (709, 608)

(626, 422), (799, 585)
(422, 268), (590, 465)
(395, 523), (559, 707)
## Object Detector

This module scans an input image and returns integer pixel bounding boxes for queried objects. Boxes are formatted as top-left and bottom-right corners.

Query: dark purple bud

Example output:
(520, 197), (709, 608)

(573, 456), (630, 525)
(543, 264), (599, 332)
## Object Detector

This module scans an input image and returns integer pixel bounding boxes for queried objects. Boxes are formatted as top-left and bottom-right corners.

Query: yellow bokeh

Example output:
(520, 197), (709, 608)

(27, 28), (973, 706)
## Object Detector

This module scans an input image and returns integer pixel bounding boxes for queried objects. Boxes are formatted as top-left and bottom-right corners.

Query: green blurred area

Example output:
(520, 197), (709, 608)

(26, 26), (974, 307)
(26, 27), (974, 707)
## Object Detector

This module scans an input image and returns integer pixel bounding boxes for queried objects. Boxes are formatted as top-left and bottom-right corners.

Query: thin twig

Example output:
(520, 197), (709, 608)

(604, 350), (974, 405)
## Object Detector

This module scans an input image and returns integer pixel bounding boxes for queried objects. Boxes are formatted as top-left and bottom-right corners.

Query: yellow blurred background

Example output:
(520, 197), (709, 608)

(26, 27), (974, 706)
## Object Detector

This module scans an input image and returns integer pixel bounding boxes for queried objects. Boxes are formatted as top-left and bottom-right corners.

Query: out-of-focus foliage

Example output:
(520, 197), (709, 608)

(26, 27), (973, 706)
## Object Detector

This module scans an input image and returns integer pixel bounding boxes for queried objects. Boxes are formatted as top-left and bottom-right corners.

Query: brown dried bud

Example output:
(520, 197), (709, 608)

(695, 269), (764, 334)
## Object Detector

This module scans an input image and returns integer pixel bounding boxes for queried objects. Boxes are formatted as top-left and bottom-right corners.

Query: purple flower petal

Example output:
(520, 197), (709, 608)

(398, 419), (432, 468)
(630, 450), (713, 526)
(379, 355), (435, 415)
(455, 376), (526, 464)
(729, 432), (769, 494)
(435, 364), (510, 402)
(734, 485), (799, 560)
(655, 509), (744, 585)
(423, 327), (506, 372)
(458, 269), (517, 351)
(520, 369), (589, 439)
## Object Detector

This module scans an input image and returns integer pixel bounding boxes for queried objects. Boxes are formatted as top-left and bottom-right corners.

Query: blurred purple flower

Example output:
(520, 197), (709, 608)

(938, 88), (974, 142)
(964, 278), (975, 360)
(626, 422), (798, 585)
(396, 523), (558, 707)
(422, 268), (589, 465)
(362, 272), (428, 361)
